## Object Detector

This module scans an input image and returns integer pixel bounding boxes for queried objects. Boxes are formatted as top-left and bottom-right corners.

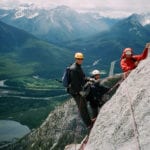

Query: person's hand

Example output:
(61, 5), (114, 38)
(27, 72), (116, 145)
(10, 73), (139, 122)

(85, 77), (95, 82)
(146, 42), (150, 48)
(89, 78), (95, 82)
(123, 70), (131, 79)
(79, 91), (86, 97)
(134, 61), (139, 67)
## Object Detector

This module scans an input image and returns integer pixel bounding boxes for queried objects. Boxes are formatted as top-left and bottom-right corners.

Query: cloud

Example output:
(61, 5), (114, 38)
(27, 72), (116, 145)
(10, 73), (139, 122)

(0, 0), (150, 18)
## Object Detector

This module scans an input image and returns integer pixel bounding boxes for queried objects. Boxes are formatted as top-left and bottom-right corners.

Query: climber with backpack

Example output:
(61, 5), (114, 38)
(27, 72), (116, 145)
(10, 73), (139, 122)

(85, 69), (110, 119)
(120, 43), (150, 78)
(63, 52), (93, 129)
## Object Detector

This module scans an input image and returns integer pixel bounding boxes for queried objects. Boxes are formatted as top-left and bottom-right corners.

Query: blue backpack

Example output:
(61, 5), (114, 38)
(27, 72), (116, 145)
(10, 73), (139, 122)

(62, 67), (71, 88)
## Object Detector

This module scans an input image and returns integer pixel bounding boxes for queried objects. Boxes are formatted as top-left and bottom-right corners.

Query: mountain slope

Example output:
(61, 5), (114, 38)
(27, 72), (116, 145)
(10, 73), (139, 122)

(0, 21), (73, 79)
(0, 20), (37, 52)
(3, 99), (86, 150)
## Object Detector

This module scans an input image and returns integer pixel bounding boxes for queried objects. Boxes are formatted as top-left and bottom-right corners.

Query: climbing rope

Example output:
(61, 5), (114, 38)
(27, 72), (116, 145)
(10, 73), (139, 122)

(125, 78), (141, 150)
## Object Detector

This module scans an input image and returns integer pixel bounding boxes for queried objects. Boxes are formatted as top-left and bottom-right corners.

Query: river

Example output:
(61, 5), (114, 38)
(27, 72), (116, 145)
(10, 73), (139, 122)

(0, 120), (30, 142)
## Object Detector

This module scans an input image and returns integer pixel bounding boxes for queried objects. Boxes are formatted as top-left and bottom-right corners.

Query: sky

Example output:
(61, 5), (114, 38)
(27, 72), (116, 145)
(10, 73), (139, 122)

(0, 0), (150, 18)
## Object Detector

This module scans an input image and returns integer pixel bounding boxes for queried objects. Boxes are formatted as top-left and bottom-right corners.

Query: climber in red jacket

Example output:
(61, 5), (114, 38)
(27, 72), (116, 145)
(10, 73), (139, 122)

(120, 43), (150, 78)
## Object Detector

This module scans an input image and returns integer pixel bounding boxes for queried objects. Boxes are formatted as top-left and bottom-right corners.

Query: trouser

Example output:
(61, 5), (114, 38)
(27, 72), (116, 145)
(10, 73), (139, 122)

(89, 101), (99, 118)
(90, 106), (99, 119)
(73, 94), (92, 127)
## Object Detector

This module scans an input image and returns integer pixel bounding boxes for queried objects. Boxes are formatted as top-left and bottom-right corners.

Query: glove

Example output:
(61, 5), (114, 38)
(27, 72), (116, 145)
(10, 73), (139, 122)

(86, 77), (95, 82)
(89, 78), (95, 82)
(79, 91), (87, 97)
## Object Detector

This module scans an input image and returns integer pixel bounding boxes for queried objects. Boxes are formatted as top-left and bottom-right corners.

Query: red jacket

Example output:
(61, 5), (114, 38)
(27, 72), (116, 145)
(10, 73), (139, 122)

(120, 48), (148, 72)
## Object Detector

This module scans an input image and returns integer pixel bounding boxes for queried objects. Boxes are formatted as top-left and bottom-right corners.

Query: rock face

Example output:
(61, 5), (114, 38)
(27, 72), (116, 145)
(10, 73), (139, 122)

(85, 54), (150, 150)
(5, 99), (87, 150)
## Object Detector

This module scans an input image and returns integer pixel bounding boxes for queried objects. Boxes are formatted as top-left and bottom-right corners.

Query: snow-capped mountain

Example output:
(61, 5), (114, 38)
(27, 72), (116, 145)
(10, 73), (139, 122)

(135, 13), (150, 26)
(0, 4), (39, 19)
(0, 4), (113, 45)
(121, 13), (150, 36)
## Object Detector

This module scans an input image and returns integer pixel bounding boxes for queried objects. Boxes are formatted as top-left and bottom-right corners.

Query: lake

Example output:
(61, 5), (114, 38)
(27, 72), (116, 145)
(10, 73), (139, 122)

(0, 120), (30, 142)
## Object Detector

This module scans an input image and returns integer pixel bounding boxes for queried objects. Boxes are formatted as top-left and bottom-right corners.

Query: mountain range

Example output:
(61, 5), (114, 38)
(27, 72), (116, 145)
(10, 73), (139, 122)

(0, 4), (150, 150)
(0, 5), (115, 45)
(0, 5), (150, 79)
(64, 14), (150, 72)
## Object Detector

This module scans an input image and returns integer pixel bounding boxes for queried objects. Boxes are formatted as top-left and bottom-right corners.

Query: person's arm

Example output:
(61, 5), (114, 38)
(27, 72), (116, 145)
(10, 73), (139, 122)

(133, 43), (150, 61)
(146, 42), (150, 52)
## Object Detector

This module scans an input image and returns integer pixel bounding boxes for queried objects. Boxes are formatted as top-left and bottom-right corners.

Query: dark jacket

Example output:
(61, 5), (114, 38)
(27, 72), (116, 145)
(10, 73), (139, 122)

(86, 79), (110, 107)
(69, 62), (85, 95)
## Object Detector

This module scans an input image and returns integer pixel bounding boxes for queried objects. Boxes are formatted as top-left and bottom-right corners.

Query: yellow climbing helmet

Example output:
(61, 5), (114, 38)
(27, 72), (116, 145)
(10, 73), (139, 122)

(74, 52), (84, 59)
